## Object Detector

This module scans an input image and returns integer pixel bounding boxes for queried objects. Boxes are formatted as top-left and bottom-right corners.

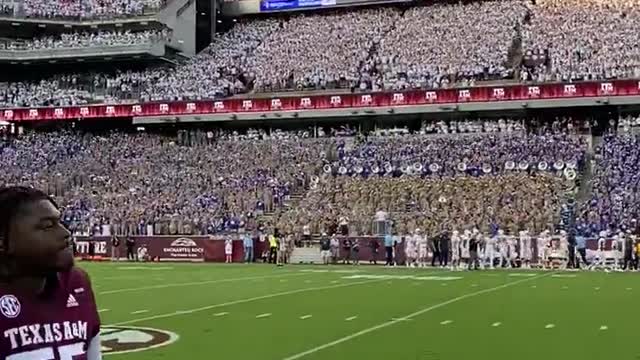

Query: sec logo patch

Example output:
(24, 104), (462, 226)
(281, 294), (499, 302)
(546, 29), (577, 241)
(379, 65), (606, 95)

(0, 295), (20, 318)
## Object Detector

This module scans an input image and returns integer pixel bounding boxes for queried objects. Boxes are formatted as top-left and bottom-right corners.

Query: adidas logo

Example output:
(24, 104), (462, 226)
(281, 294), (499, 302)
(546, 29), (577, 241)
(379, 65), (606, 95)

(66, 294), (79, 308)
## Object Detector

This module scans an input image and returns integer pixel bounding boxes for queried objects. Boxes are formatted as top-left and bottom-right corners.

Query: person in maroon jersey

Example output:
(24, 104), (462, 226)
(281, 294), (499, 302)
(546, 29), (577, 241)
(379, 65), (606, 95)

(0, 186), (102, 360)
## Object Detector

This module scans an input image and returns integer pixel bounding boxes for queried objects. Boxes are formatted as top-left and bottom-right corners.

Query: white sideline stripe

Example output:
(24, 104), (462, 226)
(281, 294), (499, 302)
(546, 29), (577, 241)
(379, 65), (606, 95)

(279, 273), (551, 360)
(98, 309), (110, 313)
(256, 313), (272, 318)
(131, 310), (149, 315)
(214, 312), (229, 317)
(110, 279), (384, 326)
(345, 316), (358, 321)
(545, 324), (555, 329)
(99, 272), (306, 295)
(491, 322), (501, 327)
(300, 315), (313, 320)
(440, 320), (453, 325)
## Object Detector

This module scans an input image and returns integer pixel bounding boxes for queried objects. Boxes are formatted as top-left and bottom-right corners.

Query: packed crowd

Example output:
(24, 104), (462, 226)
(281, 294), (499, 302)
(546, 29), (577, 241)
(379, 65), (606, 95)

(378, 1), (525, 90)
(521, 0), (640, 82)
(0, 124), (588, 237)
(3, 0), (640, 107)
(0, 129), (329, 235)
(21, 0), (166, 19)
(581, 133), (640, 234)
(2, 29), (169, 51)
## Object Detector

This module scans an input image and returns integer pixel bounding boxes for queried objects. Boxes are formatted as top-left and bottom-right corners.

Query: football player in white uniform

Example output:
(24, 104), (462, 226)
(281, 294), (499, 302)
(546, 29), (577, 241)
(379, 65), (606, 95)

(519, 230), (532, 269)
(417, 229), (429, 268)
(592, 232), (607, 270)
(405, 232), (418, 268)
(461, 229), (471, 267)
(499, 231), (511, 268)
(612, 231), (623, 271)
(484, 232), (498, 269)
(450, 230), (461, 270)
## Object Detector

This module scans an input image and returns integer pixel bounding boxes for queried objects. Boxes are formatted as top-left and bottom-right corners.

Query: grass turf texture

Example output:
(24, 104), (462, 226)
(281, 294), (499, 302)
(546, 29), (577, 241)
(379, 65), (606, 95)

(86, 262), (638, 360)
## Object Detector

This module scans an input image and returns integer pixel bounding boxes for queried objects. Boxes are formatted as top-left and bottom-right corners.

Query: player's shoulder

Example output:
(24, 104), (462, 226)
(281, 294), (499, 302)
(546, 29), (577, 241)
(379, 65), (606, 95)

(58, 267), (94, 290)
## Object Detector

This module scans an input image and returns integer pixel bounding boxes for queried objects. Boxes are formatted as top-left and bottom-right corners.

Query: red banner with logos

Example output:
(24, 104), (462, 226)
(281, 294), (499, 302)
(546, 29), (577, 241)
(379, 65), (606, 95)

(1, 80), (638, 122)
(74, 236), (268, 263)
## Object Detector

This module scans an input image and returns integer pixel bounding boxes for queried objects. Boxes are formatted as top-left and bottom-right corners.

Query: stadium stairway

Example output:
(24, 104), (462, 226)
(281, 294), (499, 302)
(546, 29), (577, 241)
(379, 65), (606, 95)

(290, 246), (323, 264)
(576, 136), (599, 209)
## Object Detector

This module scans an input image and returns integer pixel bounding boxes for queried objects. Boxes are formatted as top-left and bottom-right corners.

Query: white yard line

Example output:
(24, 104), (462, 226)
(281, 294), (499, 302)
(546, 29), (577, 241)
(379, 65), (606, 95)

(131, 310), (150, 315)
(256, 313), (272, 319)
(110, 279), (384, 326)
(279, 273), (552, 360)
(99, 272), (306, 295)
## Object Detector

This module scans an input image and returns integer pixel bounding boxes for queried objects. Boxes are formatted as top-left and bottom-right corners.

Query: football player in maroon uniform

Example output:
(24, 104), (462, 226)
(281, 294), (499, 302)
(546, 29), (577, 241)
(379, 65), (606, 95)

(0, 186), (102, 360)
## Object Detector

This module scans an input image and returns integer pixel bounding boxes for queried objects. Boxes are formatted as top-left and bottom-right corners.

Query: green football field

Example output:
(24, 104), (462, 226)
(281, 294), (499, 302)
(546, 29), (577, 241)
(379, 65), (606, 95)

(85, 262), (639, 360)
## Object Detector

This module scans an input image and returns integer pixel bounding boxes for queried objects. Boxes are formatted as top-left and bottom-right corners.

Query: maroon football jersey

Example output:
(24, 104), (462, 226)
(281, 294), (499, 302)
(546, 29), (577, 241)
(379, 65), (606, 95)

(0, 267), (100, 360)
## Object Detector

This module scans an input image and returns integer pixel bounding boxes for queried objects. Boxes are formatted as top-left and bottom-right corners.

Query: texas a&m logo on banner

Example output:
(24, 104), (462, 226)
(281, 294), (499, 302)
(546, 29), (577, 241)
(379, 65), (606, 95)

(392, 93), (405, 104)
(54, 108), (64, 118)
(214, 101), (225, 111)
(80, 107), (90, 117)
(425, 91), (437, 102)
(131, 105), (142, 115)
(330, 96), (342, 107)
(159, 104), (169, 113)
(3, 110), (13, 120)
(528, 86), (540, 97)
(492, 88), (505, 99)
(242, 100), (253, 111)
(600, 82), (613, 94)
(563, 84), (576, 95)
(458, 89), (471, 101)
(360, 94), (372, 106)
(300, 97), (312, 109)
(106, 106), (116, 115)
(271, 99), (282, 110)
(29, 109), (39, 118)
(186, 102), (197, 113)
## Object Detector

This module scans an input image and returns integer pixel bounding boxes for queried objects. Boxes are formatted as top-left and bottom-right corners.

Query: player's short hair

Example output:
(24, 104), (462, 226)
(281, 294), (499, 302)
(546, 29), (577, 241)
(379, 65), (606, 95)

(0, 186), (57, 253)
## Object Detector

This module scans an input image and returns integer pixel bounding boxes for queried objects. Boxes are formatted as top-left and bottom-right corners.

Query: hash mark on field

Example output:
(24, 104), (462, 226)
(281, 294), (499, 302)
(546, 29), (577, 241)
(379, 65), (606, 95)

(98, 309), (110, 313)
(472, 284), (478, 287)
(562, 286), (568, 289)
(331, 280), (339, 284)
(214, 312), (229, 317)
(300, 315), (313, 320)
(345, 316), (358, 321)
(279, 273), (552, 360)
(392, 318), (413, 322)
(256, 313), (272, 319)
(280, 279), (288, 283)
(110, 279), (385, 326)
(595, 287), (600, 291)
(440, 320), (453, 325)
(441, 283), (448, 286)
(545, 324), (555, 329)
(626, 287), (632, 291)
(491, 322), (501, 327)
(100, 272), (305, 295)
(304, 280), (312, 284)
(531, 285), (537, 288)
(131, 310), (149, 315)
(599, 325), (608, 331)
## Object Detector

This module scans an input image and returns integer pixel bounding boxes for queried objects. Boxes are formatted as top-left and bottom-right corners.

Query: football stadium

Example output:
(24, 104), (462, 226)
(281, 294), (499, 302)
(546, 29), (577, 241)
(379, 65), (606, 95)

(1, 0), (640, 358)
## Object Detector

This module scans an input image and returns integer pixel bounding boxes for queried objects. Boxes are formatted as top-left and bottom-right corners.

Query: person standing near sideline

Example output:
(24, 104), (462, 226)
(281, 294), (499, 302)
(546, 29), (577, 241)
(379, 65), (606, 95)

(111, 234), (120, 261)
(468, 233), (480, 270)
(440, 230), (450, 268)
(430, 232), (441, 267)
(243, 230), (254, 263)
(575, 230), (589, 269)
(320, 236), (331, 265)
(384, 231), (394, 266)
(369, 238), (380, 265)
(126, 235), (136, 261)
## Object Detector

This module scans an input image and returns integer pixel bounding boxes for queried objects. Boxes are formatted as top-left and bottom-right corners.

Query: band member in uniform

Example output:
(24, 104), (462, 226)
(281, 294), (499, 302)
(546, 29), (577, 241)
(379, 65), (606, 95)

(0, 186), (102, 359)
(111, 234), (121, 262)
(416, 229), (428, 268)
